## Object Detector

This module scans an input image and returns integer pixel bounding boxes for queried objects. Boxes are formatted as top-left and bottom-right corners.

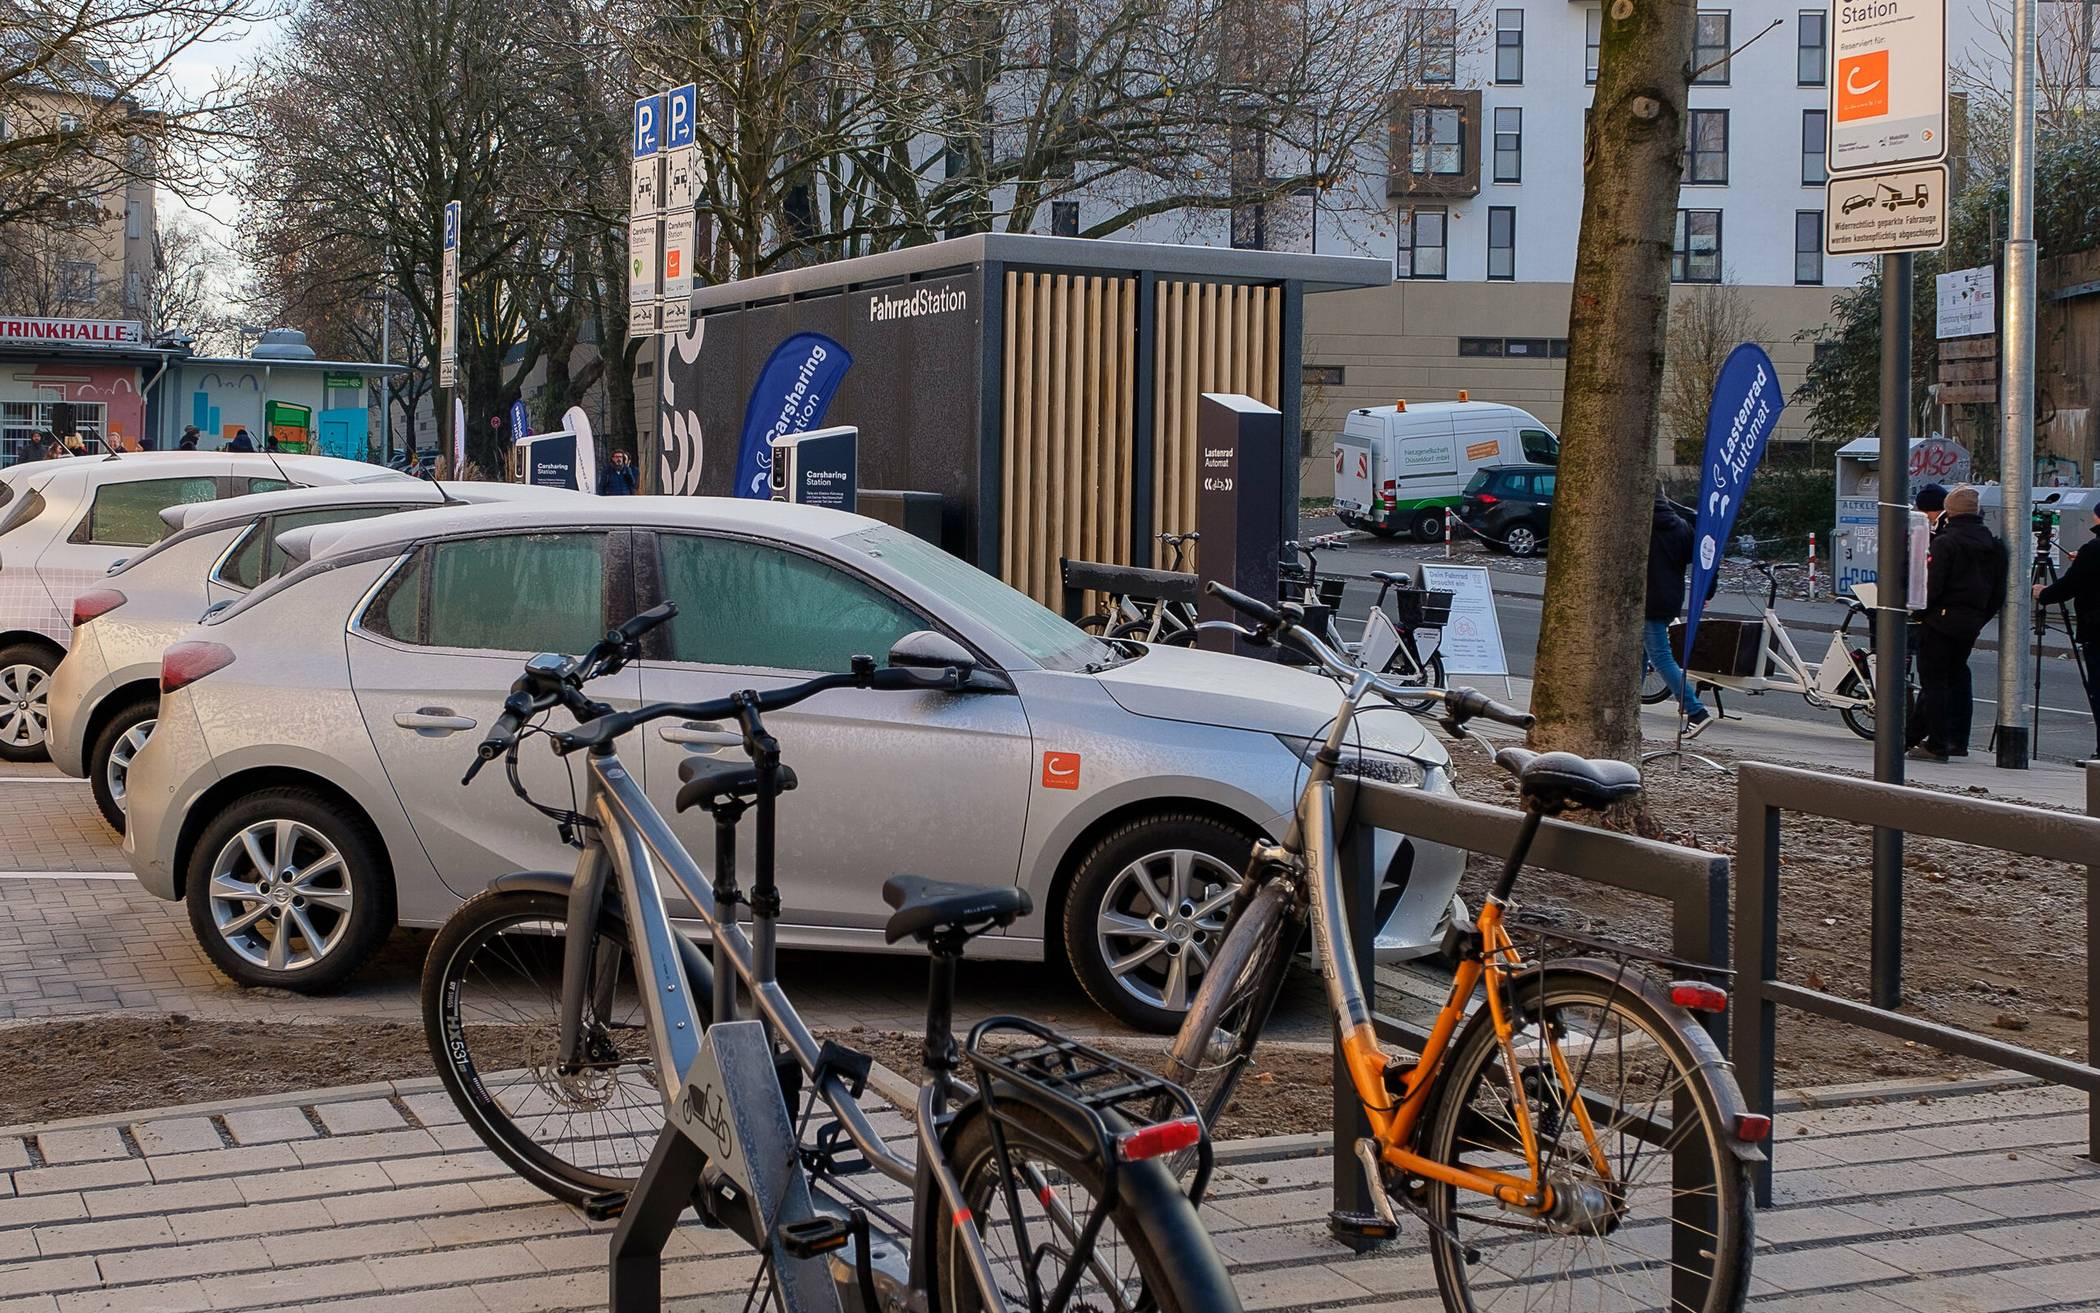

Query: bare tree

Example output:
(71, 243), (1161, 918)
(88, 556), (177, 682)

(1951, 2), (2100, 177)
(1658, 274), (1767, 466)
(145, 214), (226, 337)
(1529, 0), (1695, 769)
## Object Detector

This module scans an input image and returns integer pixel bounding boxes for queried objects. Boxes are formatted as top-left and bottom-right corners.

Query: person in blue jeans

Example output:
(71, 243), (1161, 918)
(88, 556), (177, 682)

(1645, 493), (1712, 735)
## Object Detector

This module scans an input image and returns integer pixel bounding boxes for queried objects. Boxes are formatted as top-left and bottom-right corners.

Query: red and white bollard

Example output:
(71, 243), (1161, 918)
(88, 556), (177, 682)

(1444, 507), (1453, 558)
(1806, 531), (1819, 599)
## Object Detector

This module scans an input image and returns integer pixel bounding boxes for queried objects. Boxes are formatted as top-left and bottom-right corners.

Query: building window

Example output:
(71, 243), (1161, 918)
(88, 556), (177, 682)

(1050, 201), (1079, 237)
(1798, 10), (1826, 86)
(1396, 208), (1447, 279)
(1694, 10), (1731, 85)
(1304, 364), (1345, 386)
(1586, 7), (1602, 84)
(1459, 337), (1504, 357)
(1407, 7), (1458, 84)
(1487, 206), (1515, 280)
(124, 270), (143, 310)
(1492, 107), (1521, 182)
(1494, 8), (1523, 84)
(57, 261), (95, 303)
(125, 198), (142, 240)
(1409, 106), (1463, 175)
(1672, 210), (1722, 283)
(57, 112), (79, 133)
(1795, 211), (1824, 285)
(1683, 109), (1728, 185)
(1802, 109), (1827, 184)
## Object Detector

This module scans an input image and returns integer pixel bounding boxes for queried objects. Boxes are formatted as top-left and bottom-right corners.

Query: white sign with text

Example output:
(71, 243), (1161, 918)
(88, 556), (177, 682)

(1414, 564), (1508, 678)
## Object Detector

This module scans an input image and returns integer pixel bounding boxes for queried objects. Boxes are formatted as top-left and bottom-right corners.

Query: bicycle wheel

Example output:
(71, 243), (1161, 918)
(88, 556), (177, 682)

(1381, 646), (1446, 713)
(1161, 881), (1301, 1141)
(1108, 618), (1158, 643)
(1077, 613), (1112, 635)
(422, 888), (665, 1205)
(1640, 660), (1673, 705)
(937, 1101), (1242, 1313)
(1418, 967), (1753, 1313)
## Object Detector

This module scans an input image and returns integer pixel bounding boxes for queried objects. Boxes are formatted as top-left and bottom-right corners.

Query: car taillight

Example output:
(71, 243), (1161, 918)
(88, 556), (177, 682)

(71, 589), (126, 627)
(1669, 981), (1729, 1013)
(1473, 493), (1499, 505)
(161, 641), (234, 694)
(1381, 480), (1396, 496)
(1116, 1116), (1203, 1162)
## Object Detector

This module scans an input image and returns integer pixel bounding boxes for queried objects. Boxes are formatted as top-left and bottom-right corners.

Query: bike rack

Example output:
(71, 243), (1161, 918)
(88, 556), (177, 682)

(1733, 761), (2100, 1205)
(1332, 777), (1730, 1310)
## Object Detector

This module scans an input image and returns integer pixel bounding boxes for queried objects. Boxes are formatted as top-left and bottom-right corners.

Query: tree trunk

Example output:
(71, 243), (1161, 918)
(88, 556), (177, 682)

(1529, 0), (1696, 765)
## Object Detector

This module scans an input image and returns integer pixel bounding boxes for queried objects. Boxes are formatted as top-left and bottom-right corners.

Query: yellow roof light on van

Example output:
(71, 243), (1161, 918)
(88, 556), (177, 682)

(1458, 389), (1469, 402)
(1393, 399), (1407, 412)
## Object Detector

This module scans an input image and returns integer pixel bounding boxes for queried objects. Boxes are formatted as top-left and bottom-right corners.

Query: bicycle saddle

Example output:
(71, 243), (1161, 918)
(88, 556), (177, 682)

(1493, 747), (1642, 814)
(1370, 569), (1413, 586)
(881, 875), (1032, 945)
(676, 755), (799, 814)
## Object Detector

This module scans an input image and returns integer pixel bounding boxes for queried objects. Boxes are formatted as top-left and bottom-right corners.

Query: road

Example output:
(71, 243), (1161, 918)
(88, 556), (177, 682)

(1314, 541), (2097, 765)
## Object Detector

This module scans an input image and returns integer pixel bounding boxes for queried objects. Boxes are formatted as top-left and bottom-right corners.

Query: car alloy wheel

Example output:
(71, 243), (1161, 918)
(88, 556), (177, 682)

(205, 819), (355, 973)
(1093, 847), (1239, 1015)
(1505, 525), (1538, 557)
(0, 661), (50, 752)
(104, 717), (154, 812)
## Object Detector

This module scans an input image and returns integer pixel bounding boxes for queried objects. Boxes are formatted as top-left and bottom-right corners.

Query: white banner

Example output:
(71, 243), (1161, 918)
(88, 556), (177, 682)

(1414, 564), (1509, 678)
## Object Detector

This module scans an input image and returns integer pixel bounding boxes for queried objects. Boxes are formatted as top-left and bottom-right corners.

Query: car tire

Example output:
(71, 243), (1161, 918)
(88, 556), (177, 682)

(88, 695), (156, 832)
(0, 642), (57, 763)
(1412, 509), (1447, 543)
(1504, 523), (1541, 557)
(183, 787), (395, 992)
(1062, 813), (1256, 1034)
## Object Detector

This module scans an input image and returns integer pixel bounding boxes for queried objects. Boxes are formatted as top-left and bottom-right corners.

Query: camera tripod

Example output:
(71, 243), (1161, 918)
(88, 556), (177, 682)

(2029, 514), (2089, 746)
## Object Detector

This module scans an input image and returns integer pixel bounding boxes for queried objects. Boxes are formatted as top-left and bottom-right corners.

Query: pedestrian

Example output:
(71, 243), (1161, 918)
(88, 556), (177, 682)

(1910, 485), (2007, 762)
(59, 433), (84, 457)
(1644, 491), (1713, 737)
(177, 425), (201, 451)
(602, 448), (639, 496)
(226, 427), (255, 453)
(1914, 482), (1948, 530)
(2035, 499), (2100, 764)
(19, 430), (57, 462)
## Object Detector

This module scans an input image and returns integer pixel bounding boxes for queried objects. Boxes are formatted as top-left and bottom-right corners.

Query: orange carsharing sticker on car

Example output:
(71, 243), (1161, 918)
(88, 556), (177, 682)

(1041, 751), (1081, 790)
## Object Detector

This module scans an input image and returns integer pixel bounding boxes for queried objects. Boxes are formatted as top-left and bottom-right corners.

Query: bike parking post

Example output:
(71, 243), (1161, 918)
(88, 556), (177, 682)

(1330, 809), (1382, 1251)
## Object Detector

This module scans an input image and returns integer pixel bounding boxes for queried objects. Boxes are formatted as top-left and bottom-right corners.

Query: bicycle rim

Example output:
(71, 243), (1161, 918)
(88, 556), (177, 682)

(1383, 647), (1446, 712)
(425, 893), (662, 1203)
(1161, 882), (1299, 1157)
(1421, 970), (1752, 1313)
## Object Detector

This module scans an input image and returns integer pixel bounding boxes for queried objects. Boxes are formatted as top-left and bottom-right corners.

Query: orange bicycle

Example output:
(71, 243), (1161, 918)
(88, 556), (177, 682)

(1168, 583), (1765, 1313)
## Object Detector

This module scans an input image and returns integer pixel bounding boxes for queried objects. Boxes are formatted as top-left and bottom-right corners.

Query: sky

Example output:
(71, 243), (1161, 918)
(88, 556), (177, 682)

(160, 12), (283, 308)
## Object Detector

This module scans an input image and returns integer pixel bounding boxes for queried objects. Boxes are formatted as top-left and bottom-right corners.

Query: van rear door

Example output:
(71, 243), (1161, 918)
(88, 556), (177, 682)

(1332, 421), (1378, 516)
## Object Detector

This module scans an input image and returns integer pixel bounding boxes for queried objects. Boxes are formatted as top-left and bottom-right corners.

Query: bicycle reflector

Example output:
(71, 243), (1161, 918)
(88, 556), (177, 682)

(1117, 1116), (1203, 1163)
(1734, 1113), (1773, 1143)
(1669, 981), (1729, 1013)
(71, 588), (125, 627)
(161, 640), (234, 694)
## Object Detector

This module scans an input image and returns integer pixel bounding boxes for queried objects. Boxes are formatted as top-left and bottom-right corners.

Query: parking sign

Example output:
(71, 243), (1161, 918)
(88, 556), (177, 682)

(632, 95), (662, 159)
(439, 200), (460, 389)
(1828, 0), (1946, 175)
(666, 84), (695, 151)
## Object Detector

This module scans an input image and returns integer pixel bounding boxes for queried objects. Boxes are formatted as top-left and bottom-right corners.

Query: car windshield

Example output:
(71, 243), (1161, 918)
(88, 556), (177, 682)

(837, 525), (1124, 672)
(1464, 470), (1492, 495)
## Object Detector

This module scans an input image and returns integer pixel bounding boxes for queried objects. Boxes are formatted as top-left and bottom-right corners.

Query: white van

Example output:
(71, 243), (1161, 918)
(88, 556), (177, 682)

(1331, 399), (1560, 540)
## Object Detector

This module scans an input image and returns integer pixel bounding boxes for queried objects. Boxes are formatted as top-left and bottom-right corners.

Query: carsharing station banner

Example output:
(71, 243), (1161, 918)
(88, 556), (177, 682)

(732, 332), (852, 498)
(1681, 342), (1785, 666)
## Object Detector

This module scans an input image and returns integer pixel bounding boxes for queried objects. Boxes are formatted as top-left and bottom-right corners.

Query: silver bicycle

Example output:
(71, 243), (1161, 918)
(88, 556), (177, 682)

(419, 603), (1242, 1313)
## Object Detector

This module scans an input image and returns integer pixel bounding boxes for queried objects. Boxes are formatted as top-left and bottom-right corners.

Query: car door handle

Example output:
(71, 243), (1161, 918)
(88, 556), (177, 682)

(395, 708), (478, 734)
(659, 720), (742, 747)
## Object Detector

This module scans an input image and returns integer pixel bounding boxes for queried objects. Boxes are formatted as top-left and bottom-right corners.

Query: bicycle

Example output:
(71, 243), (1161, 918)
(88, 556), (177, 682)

(1164, 582), (1764, 1313)
(420, 605), (1242, 1313)
(1281, 537), (1450, 711)
(1076, 531), (1202, 644)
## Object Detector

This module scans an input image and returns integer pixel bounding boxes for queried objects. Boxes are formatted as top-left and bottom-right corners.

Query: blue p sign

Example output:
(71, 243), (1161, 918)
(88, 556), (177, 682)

(667, 84), (697, 150)
(633, 95), (662, 158)
(443, 200), (459, 251)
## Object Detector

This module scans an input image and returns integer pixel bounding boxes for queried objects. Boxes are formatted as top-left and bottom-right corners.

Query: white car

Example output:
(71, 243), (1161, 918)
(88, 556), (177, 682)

(121, 496), (1464, 1029)
(0, 452), (415, 761)
(48, 481), (574, 827)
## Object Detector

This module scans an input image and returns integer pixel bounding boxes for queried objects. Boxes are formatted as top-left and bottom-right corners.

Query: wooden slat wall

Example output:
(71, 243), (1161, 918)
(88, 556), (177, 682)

(1000, 272), (1137, 607)
(1150, 281), (1282, 572)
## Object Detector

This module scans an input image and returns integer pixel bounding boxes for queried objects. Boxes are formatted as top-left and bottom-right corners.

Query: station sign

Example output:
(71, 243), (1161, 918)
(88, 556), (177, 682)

(1828, 0), (1947, 175)
(439, 200), (459, 388)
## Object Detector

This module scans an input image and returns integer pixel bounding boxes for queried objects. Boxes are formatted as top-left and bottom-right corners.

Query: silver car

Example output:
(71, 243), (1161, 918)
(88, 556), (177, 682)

(48, 481), (576, 828)
(0, 452), (415, 761)
(122, 497), (1461, 1030)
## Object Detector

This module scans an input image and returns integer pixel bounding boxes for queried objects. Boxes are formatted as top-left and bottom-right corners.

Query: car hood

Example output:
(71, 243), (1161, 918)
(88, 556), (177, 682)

(1093, 644), (1443, 762)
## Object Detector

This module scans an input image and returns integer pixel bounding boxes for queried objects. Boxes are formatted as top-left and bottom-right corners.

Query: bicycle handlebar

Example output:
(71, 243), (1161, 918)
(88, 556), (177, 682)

(548, 663), (960, 756)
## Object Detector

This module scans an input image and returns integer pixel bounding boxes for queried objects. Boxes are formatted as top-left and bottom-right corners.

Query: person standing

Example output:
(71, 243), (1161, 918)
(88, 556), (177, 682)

(1644, 492), (1713, 736)
(2035, 500), (2100, 764)
(1910, 485), (2007, 762)
(1914, 482), (1948, 529)
(226, 428), (255, 453)
(177, 425), (202, 451)
(602, 448), (639, 495)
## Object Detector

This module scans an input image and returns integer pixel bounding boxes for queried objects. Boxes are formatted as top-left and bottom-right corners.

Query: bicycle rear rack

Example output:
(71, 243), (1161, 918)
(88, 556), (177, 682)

(964, 1015), (1216, 1207)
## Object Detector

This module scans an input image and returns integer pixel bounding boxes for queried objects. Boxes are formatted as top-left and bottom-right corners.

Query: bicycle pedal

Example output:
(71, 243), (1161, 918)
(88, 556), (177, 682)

(1328, 1209), (1400, 1243)
(580, 1190), (627, 1222)
(777, 1215), (854, 1260)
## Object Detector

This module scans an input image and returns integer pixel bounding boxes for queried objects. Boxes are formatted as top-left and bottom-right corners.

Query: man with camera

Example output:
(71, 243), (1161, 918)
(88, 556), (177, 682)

(2034, 500), (2100, 764)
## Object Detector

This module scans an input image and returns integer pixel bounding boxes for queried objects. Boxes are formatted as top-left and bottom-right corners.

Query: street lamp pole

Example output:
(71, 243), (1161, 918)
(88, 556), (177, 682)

(1994, 0), (2039, 769)
(379, 251), (392, 465)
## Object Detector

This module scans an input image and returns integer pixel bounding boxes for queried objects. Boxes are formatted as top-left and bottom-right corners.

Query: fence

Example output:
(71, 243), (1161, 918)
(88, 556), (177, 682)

(1732, 761), (2100, 1204)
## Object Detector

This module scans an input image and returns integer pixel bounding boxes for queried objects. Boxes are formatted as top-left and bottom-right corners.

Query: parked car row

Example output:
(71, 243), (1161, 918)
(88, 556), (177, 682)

(26, 463), (1469, 1032)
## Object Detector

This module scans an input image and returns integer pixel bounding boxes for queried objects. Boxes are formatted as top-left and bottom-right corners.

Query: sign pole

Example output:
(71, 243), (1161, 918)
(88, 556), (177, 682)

(1871, 252), (1911, 1009)
(1994, 0), (2038, 770)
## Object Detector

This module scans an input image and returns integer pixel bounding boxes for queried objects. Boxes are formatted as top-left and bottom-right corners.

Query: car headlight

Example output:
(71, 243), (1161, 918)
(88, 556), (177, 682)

(1275, 735), (1427, 788)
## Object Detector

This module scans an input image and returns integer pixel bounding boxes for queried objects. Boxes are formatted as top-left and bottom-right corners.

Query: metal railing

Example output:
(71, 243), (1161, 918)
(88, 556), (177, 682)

(1732, 761), (2100, 1205)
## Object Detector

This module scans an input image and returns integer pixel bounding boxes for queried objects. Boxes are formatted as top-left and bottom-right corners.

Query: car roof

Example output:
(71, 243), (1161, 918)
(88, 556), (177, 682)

(283, 495), (887, 566)
(161, 480), (574, 534)
(0, 451), (414, 491)
(1478, 462), (1556, 473)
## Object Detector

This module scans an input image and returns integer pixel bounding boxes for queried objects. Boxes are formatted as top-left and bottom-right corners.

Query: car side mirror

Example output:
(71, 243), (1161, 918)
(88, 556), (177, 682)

(887, 630), (1011, 692)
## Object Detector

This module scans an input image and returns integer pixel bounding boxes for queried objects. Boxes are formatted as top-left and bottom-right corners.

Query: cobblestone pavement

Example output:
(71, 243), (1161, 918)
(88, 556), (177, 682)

(0, 1075), (2096, 1311)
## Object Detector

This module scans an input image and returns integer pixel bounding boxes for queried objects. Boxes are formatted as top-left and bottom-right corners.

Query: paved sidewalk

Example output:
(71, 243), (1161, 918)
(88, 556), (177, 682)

(0, 1075), (2095, 1311)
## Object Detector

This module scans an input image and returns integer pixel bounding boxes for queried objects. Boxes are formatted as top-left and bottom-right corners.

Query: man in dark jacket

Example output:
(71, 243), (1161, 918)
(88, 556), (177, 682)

(2035, 500), (2100, 762)
(1911, 485), (2008, 762)
(226, 428), (255, 453)
(1644, 493), (1712, 735)
(601, 448), (639, 495)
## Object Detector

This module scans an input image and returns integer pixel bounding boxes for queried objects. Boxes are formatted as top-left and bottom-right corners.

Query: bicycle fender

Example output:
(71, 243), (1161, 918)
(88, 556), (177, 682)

(481, 871), (717, 1008)
(1470, 958), (1767, 1166)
